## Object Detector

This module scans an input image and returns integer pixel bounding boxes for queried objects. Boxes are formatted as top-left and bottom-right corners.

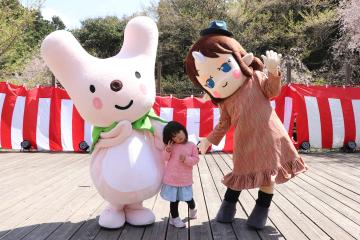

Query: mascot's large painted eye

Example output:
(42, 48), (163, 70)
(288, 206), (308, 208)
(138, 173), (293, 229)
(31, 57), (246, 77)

(205, 78), (215, 88)
(89, 85), (96, 93)
(219, 62), (232, 73)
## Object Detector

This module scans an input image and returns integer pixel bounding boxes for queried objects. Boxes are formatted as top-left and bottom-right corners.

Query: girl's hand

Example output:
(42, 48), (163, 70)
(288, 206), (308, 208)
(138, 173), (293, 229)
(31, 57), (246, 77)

(165, 140), (173, 152)
(179, 154), (186, 161)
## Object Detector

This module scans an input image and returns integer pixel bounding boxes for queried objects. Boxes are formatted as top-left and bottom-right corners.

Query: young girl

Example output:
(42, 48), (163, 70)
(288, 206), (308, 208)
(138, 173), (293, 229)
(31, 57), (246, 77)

(160, 121), (200, 228)
(184, 20), (307, 229)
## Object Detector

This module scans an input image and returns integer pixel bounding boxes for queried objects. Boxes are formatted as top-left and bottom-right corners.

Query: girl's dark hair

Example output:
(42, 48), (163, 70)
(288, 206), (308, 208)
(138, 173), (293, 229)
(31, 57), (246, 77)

(163, 121), (188, 144)
(184, 34), (263, 104)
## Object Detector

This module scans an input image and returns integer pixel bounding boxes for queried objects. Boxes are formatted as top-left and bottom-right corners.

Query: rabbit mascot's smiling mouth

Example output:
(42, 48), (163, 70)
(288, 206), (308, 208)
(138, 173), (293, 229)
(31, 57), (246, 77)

(115, 100), (133, 110)
(41, 16), (166, 229)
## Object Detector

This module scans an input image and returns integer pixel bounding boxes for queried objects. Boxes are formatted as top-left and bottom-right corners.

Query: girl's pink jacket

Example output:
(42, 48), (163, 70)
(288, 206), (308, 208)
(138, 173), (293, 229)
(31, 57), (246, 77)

(162, 142), (199, 187)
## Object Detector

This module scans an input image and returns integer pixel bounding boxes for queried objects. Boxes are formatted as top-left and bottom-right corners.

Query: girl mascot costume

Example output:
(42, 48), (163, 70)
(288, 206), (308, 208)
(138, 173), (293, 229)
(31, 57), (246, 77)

(184, 20), (307, 229)
(41, 16), (166, 229)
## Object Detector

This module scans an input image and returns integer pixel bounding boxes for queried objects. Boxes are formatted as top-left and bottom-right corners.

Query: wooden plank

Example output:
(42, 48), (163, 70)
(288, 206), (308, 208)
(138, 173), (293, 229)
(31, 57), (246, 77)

(0, 153), (42, 171)
(19, 191), (97, 240)
(0, 165), (89, 235)
(0, 166), (91, 239)
(0, 153), (87, 183)
(0, 156), (89, 214)
(0, 156), (87, 205)
(206, 153), (261, 240)
(307, 159), (360, 179)
(114, 195), (157, 240)
(284, 180), (360, 239)
(197, 154), (237, 240)
(165, 193), (188, 240)
(0, 154), (87, 196)
(296, 174), (360, 215)
(142, 194), (170, 240)
(276, 183), (356, 240)
(45, 195), (105, 240)
(188, 155), (213, 240)
(305, 164), (360, 194)
(215, 153), (286, 240)
(67, 203), (105, 240)
(0, 153), (75, 183)
(93, 227), (124, 240)
(270, 189), (330, 240)
(300, 172), (360, 205)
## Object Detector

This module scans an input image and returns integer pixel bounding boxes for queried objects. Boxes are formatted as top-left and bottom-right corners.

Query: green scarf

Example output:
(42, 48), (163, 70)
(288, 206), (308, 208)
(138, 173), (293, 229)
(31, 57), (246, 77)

(91, 109), (167, 152)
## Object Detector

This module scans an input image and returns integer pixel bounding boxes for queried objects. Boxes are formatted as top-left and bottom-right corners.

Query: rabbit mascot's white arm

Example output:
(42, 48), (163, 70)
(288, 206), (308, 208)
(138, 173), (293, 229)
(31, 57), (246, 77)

(41, 16), (165, 229)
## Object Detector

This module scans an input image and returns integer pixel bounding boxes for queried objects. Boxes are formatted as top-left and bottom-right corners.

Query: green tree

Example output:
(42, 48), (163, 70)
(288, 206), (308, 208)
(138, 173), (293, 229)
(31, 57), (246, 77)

(0, 0), (65, 82)
(147, 0), (236, 96)
(227, 0), (339, 71)
(72, 16), (128, 58)
(147, 0), (343, 94)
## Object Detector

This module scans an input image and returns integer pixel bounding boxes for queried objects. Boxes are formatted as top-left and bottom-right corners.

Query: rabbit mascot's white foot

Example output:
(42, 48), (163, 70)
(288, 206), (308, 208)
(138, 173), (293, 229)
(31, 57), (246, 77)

(41, 16), (165, 229)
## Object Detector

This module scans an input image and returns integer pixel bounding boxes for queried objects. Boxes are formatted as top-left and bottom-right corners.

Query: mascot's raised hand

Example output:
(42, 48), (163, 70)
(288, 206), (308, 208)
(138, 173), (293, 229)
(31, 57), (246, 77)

(261, 50), (282, 75)
(41, 16), (166, 229)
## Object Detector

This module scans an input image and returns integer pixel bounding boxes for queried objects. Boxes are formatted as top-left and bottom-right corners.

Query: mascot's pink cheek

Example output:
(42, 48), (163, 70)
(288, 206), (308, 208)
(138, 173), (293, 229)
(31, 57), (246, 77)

(140, 84), (148, 95)
(232, 70), (241, 79)
(213, 91), (221, 98)
(92, 97), (103, 110)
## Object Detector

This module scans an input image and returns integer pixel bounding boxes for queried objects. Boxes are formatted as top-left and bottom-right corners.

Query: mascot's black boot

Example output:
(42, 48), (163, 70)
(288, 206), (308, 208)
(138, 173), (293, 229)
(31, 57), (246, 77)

(215, 200), (237, 223)
(247, 205), (269, 229)
(247, 190), (273, 229)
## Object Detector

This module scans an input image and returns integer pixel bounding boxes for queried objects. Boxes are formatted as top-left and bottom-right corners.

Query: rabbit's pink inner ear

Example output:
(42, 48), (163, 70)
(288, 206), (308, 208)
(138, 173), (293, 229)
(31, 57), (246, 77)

(117, 16), (158, 60)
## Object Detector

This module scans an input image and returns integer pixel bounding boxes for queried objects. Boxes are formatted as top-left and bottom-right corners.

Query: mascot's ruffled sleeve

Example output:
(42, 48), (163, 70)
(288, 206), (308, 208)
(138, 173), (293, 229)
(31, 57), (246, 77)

(207, 104), (231, 145)
(255, 71), (282, 99)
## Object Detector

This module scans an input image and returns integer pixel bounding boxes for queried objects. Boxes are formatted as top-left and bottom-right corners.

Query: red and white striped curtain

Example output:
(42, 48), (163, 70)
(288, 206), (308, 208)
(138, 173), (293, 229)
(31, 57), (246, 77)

(1, 81), (359, 152)
(291, 84), (360, 149)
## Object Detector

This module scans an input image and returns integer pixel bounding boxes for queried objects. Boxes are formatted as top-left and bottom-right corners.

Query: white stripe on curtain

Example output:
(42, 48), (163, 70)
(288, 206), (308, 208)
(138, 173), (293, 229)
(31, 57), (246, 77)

(284, 97), (293, 132)
(160, 107), (173, 122)
(0, 93), (6, 148)
(270, 100), (276, 109)
(211, 108), (225, 151)
(328, 98), (345, 148)
(352, 100), (360, 147)
(61, 99), (74, 151)
(11, 96), (26, 150)
(186, 108), (200, 145)
(84, 121), (93, 146)
(305, 96), (322, 148)
(36, 98), (51, 150)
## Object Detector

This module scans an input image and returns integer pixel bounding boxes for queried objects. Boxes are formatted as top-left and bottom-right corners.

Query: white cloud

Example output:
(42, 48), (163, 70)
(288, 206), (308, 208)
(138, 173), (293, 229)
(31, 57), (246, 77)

(41, 7), (78, 29)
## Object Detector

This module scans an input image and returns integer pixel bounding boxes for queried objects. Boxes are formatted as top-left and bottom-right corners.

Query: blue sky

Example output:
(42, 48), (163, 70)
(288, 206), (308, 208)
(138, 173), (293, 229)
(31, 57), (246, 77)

(22, 0), (158, 29)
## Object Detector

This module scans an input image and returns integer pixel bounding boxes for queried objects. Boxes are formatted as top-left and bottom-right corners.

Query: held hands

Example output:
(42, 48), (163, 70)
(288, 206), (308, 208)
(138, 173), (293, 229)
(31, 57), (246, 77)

(261, 50), (282, 75)
(198, 138), (211, 155)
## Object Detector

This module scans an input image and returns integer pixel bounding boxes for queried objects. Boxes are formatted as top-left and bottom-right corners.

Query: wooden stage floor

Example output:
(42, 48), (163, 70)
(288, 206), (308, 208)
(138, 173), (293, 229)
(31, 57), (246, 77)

(0, 152), (360, 240)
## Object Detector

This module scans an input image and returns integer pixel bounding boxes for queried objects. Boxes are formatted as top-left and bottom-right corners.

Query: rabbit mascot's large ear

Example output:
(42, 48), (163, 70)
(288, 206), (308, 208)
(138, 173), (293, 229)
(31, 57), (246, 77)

(42, 16), (166, 229)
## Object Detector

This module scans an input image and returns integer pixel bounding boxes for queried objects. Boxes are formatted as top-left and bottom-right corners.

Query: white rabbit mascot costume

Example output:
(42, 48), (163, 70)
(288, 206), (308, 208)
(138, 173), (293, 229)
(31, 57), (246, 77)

(41, 16), (166, 229)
